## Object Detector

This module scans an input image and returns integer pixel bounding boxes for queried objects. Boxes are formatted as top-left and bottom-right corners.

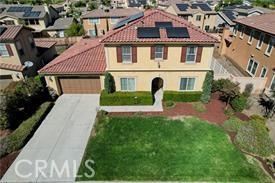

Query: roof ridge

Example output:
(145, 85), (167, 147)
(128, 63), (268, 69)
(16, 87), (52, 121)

(39, 41), (102, 72)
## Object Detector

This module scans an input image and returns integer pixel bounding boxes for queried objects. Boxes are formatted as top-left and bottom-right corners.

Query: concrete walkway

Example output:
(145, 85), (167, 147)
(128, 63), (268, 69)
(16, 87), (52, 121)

(1, 94), (99, 182)
(100, 89), (163, 112)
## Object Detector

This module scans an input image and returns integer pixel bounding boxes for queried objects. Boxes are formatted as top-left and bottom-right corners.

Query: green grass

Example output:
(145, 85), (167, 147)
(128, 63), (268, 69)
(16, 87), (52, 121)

(192, 102), (207, 113)
(77, 116), (270, 182)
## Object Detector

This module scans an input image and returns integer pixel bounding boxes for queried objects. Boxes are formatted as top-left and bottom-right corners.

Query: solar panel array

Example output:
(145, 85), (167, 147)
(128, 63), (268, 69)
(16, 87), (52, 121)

(113, 12), (144, 29)
(155, 22), (173, 28)
(176, 4), (188, 11)
(196, 3), (212, 11)
(166, 27), (190, 38)
(177, 3), (212, 11)
(7, 6), (32, 12)
(137, 27), (160, 38)
(23, 11), (41, 18)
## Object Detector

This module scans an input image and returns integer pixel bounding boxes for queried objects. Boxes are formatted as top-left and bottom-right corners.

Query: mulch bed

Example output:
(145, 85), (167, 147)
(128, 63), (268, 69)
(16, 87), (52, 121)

(0, 151), (20, 178)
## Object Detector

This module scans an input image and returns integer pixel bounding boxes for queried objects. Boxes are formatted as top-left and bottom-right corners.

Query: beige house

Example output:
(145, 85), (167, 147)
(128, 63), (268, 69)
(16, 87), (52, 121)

(81, 8), (142, 37)
(0, 25), (57, 81)
(219, 13), (275, 91)
(166, 3), (217, 32)
(39, 10), (218, 95)
(0, 4), (59, 34)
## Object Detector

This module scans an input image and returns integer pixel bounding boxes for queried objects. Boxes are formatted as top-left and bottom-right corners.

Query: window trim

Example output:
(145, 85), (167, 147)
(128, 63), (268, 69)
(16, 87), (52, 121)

(246, 58), (259, 77)
(247, 30), (254, 45)
(185, 46), (197, 64)
(256, 33), (265, 49)
(154, 45), (164, 60)
(260, 66), (268, 78)
(265, 37), (274, 56)
(179, 77), (196, 91)
(239, 26), (245, 39)
(120, 77), (136, 91)
(196, 15), (201, 21)
(121, 45), (132, 63)
(0, 43), (9, 57)
(270, 73), (275, 91)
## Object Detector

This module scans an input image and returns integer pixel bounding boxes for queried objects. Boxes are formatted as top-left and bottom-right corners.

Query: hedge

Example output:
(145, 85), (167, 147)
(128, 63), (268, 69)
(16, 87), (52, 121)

(0, 102), (53, 158)
(100, 90), (153, 106)
(163, 91), (202, 102)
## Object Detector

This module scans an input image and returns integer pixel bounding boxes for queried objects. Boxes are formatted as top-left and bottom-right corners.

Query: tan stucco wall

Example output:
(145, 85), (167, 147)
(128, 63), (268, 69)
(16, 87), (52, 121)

(83, 18), (118, 36)
(0, 43), (21, 65)
(223, 25), (275, 88)
(0, 16), (19, 25)
(0, 69), (24, 81)
(109, 71), (207, 91)
(45, 76), (61, 94)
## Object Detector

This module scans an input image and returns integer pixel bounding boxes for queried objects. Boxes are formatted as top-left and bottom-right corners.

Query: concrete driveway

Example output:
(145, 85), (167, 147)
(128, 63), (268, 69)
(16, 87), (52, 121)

(1, 94), (99, 182)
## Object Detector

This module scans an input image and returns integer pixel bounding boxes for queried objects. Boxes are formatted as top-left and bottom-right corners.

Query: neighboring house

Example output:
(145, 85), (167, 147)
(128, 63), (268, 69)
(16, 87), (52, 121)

(0, 4), (59, 33)
(128, 0), (147, 7)
(0, 25), (57, 81)
(81, 8), (142, 37)
(219, 13), (275, 91)
(44, 17), (76, 37)
(111, 0), (128, 8)
(216, 5), (274, 32)
(166, 3), (217, 32)
(39, 10), (218, 95)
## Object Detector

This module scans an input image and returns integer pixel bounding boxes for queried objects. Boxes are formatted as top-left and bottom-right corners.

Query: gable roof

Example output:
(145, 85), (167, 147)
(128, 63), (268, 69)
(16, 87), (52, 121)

(171, 3), (216, 15)
(102, 9), (218, 43)
(82, 8), (141, 19)
(234, 13), (275, 36)
(0, 25), (24, 41)
(39, 38), (106, 74)
(46, 17), (75, 31)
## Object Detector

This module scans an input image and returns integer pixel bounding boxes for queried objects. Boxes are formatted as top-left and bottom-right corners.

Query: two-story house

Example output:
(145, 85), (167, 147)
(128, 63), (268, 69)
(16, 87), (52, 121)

(39, 10), (218, 94)
(166, 3), (217, 32)
(219, 13), (275, 91)
(0, 25), (57, 81)
(0, 4), (59, 33)
(81, 8), (142, 37)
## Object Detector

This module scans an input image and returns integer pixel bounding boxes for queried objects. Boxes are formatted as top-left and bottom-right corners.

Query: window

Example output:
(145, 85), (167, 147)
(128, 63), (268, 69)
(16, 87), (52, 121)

(58, 31), (65, 38)
(256, 33), (264, 49)
(110, 18), (119, 24)
(28, 36), (35, 48)
(260, 67), (267, 78)
(155, 45), (163, 60)
(122, 45), (132, 63)
(239, 26), (245, 39)
(0, 43), (9, 57)
(16, 41), (24, 55)
(246, 59), (258, 76)
(186, 46), (197, 63)
(88, 29), (96, 36)
(204, 25), (210, 32)
(196, 15), (201, 21)
(120, 77), (136, 91)
(180, 77), (196, 91)
(270, 74), (275, 91)
(265, 37), (274, 56)
(248, 30), (254, 44)
(89, 18), (99, 24)
(233, 25), (238, 36)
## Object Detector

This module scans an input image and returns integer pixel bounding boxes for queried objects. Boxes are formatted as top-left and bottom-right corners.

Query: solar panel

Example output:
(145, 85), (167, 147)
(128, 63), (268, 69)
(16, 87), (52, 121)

(166, 27), (190, 38)
(113, 12), (144, 29)
(137, 27), (160, 38)
(176, 4), (189, 11)
(197, 3), (212, 11)
(0, 27), (7, 35)
(155, 22), (173, 28)
(7, 6), (32, 12)
(23, 11), (41, 18)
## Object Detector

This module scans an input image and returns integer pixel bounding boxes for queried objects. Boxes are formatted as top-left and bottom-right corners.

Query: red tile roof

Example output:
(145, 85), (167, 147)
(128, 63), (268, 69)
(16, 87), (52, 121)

(34, 40), (56, 48)
(39, 38), (106, 74)
(0, 63), (24, 71)
(0, 25), (23, 41)
(234, 13), (275, 36)
(82, 8), (142, 18)
(102, 9), (218, 43)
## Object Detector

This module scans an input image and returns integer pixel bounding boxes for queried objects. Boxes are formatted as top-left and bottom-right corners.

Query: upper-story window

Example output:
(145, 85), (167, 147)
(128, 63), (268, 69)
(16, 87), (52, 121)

(122, 45), (132, 63)
(186, 46), (197, 63)
(246, 58), (258, 76)
(248, 30), (254, 44)
(239, 26), (245, 39)
(265, 37), (274, 56)
(24, 19), (39, 25)
(256, 33), (265, 49)
(155, 45), (164, 60)
(233, 25), (238, 36)
(89, 18), (100, 24)
(260, 67), (267, 78)
(196, 15), (201, 21)
(0, 43), (9, 57)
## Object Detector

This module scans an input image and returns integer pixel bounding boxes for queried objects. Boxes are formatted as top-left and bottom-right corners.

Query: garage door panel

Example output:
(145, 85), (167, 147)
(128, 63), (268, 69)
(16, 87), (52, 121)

(59, 77), (101, 94)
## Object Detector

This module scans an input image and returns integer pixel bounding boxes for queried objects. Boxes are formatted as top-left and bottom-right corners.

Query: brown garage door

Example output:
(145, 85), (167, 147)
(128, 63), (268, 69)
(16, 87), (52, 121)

(59, 77), (101, 94)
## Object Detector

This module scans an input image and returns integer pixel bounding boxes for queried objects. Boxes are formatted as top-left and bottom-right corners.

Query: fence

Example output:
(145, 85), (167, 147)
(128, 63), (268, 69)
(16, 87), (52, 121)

(34, 36), (82, 46)
(210, 59), (267, 94)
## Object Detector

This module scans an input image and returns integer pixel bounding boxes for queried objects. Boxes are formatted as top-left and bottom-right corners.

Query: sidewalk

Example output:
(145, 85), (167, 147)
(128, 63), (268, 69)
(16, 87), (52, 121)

(100, 89), (163, 112)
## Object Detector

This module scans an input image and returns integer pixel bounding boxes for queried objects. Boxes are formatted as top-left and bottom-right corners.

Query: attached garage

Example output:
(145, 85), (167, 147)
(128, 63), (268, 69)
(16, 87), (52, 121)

(59, 76), (101, 94)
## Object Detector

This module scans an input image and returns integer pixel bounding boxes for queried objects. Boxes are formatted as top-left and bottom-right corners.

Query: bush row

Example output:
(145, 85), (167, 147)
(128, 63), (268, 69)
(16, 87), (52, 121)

(163, 91), (202, 102)
(100, 90), (153, 106)
(0, 102), (53, 158)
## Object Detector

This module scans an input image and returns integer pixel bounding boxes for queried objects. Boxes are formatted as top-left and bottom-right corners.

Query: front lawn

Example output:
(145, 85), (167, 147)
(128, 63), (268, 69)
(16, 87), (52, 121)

(77, 116), (270, 182)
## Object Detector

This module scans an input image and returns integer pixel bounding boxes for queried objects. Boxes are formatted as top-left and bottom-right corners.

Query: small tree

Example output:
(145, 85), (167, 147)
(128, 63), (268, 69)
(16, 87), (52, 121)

(65, 22), (84, 37)
(243, 83), (253, 97)
(200, 71), (214, 103)
(104, 72), (116, 94)
(88, 1), (98, 10)
(220, 80), (240, 109)
(258, 91), (275, 118)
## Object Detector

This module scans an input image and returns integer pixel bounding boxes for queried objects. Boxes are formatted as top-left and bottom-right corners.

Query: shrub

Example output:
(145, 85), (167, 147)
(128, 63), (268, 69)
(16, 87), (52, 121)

(100, 90), (153, 106)
(243, 83), (253, 97)
(192, 102), (207, 113)
(230, 94), (248, 112)
(0, 102), (53, 158)
(163, 91), (202, 102)
(235, 119), (275, 157)
(200, 71), (213, 103)
(250, 114), (266, 124)
(104, 72), (116, 94)
(212, 79), (229, 92)
(223, 117), (246, 132)
(164, 101), (175, 109)
(224, 108), (235, 116)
